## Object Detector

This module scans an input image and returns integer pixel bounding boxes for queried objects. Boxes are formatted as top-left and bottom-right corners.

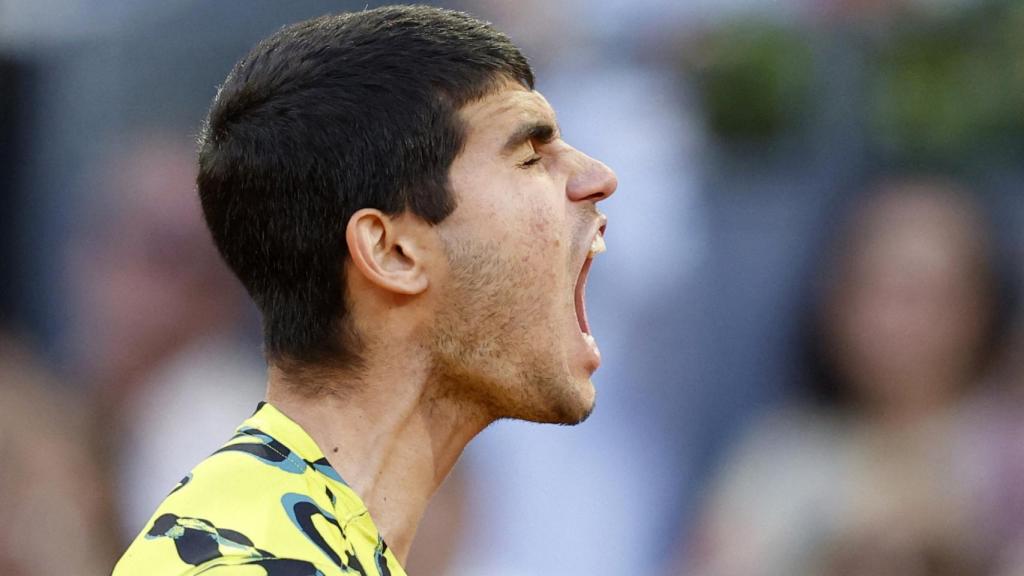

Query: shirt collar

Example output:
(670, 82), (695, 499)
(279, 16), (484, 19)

(243, 401), (344, 482)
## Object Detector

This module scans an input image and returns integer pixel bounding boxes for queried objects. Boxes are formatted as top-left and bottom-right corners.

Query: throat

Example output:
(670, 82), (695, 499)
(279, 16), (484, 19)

(265, 347), (492, 564)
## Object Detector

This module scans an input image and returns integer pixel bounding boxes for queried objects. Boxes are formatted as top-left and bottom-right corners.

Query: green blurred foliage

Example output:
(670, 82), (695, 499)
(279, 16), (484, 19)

(684, 1), (1024, 162)
(690, 22), (814, 143)
(870, 1), (1024, 162)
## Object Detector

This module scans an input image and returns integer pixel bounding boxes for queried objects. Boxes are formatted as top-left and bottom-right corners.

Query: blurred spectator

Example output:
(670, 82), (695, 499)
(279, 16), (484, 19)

(5, 1), (1024, 574)
(0, 334), (115, 575)
(65, 131), (264, 542)
(962, 312), (1024, 574)
(683, 176), (1007, 576)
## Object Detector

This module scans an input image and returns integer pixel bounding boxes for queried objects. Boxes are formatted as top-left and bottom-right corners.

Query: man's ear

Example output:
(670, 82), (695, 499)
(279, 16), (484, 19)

(346, 209), (430, 296)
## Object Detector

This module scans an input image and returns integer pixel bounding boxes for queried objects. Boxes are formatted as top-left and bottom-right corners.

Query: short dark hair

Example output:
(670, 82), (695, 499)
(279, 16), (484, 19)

(197, 5), (534, 369)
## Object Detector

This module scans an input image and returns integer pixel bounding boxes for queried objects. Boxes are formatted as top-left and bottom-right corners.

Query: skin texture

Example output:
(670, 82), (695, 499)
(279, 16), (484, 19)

(267, 80), (617, 561)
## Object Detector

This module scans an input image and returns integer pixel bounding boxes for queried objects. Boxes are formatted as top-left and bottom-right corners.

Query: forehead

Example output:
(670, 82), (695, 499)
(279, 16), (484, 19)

(457, 82), (558, 146)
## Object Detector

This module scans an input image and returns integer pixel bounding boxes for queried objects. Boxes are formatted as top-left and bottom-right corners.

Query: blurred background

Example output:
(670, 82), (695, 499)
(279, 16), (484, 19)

(2, 0), (1024, 574)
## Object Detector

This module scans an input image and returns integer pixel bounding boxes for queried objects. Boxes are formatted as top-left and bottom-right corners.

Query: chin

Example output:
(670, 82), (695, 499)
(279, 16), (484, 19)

(517, 373), (596, 426)
(560, 392), (596, 425)
(563, 376), (597, 424)
(432, 320), (600, 425)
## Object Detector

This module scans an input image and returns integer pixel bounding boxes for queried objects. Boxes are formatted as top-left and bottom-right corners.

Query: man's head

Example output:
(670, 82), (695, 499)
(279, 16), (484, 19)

(198, 6), (616, 424)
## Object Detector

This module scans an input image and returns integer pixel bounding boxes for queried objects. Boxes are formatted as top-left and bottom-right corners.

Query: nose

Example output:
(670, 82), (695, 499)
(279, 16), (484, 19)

(566, 151), (617, 203)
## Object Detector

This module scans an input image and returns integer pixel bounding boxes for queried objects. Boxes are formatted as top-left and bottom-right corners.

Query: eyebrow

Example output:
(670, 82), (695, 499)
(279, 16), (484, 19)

(501, 120), (559, 155)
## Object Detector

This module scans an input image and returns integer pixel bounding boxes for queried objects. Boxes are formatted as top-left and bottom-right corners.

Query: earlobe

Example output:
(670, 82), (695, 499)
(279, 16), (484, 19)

(346, 209), (429, 296)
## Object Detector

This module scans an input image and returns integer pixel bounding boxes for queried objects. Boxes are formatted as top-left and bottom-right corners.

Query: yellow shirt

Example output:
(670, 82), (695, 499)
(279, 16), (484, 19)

(113, 402), (406, 576)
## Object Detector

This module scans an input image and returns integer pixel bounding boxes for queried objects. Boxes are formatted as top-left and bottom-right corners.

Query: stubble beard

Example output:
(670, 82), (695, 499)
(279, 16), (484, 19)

(427, 235), (593, 426)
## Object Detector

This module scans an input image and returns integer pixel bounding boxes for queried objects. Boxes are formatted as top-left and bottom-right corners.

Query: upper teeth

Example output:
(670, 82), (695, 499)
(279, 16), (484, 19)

(589, 234), (606, 258)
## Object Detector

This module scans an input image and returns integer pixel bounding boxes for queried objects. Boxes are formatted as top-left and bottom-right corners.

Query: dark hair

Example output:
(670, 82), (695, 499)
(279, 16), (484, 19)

(197, 6), (534, 369)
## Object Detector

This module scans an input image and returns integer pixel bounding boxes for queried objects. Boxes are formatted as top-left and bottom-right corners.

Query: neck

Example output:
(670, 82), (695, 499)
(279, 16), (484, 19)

(265, 356), (490, 563)
(857, 372), (964, 431)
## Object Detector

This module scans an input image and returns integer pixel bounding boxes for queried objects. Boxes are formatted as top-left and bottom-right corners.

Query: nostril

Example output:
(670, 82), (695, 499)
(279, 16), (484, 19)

(570, 165), (617, 202)
(566, 151), (617, 202)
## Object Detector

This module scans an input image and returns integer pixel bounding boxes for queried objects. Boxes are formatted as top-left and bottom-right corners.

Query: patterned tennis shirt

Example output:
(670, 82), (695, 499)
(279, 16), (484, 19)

(113, 402), (405, 576)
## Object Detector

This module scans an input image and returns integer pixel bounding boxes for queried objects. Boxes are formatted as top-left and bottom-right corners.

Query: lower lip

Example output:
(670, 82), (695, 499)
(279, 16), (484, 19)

(579, 328), (602, 372)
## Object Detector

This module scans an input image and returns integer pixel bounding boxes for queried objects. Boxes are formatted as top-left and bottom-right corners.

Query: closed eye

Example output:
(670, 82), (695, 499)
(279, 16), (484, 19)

(518, 155), (542, 169)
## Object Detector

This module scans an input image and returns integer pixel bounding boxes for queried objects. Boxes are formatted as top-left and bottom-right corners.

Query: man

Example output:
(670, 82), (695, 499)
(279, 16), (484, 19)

(113, 5), (616, 575)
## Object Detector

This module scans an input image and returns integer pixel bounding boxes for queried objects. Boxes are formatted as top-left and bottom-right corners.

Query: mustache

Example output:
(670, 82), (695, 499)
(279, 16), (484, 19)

(573, 207), (603, 241)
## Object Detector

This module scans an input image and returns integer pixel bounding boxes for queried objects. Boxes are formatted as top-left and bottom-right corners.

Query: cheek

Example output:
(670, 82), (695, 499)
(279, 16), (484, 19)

(524, 203), (564, 256)
(514, 219), (567, 298)
(454, 182), (569, 290)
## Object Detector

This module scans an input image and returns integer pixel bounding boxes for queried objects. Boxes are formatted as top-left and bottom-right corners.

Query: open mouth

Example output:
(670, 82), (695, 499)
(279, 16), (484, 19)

(574, 228), (606, 336)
